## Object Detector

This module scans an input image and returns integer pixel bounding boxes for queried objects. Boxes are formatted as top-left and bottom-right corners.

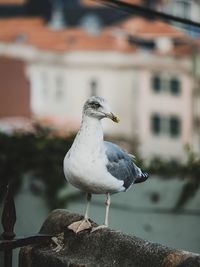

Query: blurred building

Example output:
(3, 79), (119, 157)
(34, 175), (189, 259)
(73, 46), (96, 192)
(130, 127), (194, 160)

(192, 41), (200, 154)
(0, 57), (31, 118)
(156, 0), (200, 37)
(157, 0), (200, 23)
(0, 0), (199, 161)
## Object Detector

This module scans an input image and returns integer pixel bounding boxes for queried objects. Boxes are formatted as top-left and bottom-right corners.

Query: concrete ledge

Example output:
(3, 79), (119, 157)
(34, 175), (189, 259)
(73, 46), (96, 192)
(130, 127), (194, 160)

(19, 209), (200, 267)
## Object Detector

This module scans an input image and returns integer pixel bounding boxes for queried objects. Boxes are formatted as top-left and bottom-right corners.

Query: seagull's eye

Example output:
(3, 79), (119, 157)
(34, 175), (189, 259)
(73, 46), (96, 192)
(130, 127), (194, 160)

(90, 102), (101, 109)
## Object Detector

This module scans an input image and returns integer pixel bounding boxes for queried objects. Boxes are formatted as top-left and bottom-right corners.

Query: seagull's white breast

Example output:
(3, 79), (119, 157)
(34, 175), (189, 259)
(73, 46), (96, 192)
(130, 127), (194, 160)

(63, 136), (124, 194)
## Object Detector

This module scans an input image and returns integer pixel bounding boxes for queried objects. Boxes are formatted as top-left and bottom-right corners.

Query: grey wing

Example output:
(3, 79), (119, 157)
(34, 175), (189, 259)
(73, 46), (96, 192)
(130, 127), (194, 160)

(104, 141), (144, 190)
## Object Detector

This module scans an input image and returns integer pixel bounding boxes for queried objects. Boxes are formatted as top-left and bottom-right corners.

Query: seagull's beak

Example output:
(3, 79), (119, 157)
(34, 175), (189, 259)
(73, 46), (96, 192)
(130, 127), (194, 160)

(105, 112), (120, 123)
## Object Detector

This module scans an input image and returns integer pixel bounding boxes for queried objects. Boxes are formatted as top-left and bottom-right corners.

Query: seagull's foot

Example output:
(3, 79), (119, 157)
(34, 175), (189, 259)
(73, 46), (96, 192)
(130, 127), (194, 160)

(68, 218), (92, 233)
(91, 224), (108, 233)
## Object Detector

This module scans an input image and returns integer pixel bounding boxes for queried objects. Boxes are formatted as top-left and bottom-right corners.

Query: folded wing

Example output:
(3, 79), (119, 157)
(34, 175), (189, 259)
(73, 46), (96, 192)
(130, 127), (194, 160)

(104, 141), (149, 191)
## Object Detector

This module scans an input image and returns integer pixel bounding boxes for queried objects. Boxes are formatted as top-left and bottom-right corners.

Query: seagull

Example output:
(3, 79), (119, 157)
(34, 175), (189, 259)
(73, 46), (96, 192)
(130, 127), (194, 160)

(63, 96), (149, 233)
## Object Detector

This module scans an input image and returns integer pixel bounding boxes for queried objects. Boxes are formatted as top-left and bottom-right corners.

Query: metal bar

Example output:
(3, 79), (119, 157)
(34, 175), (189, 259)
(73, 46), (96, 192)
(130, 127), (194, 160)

(4, 250), (12, 267)
(0, 234), (54, 251)
(1, 183), (16, 240)
(0, 181), (55, 267)
(0, 182), (16, 267)
(97, 0), (200, 28)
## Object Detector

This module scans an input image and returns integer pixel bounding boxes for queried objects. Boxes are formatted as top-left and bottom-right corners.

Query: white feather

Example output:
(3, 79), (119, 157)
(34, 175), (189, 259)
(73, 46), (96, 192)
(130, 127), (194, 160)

(63, 113), (124, 194)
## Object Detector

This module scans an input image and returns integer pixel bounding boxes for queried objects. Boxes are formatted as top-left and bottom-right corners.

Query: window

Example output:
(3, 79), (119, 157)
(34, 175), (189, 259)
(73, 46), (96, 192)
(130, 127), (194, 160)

(80, 14), (102, 35)
(41, 72), (48, 97)
(90, 79), (98, 96)
(152, 75), (162, 93)
(169, 116), (181, 137)
(151, 114), (181, 138)
(151, 114), (161, 135)
(174, 0), (191, 20)
(15, 33), (27, 43)
(170, 78), (181, 95)
(55, 75), (64, 100)
(151, 74), (181, 96)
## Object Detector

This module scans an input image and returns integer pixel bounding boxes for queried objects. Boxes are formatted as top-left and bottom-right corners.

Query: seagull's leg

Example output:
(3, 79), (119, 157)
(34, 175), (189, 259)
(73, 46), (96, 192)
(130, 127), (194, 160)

(84, 192), (91, 220)
(91, 193), (110, 232)
(104, 193), (111, 227)
(68, 193), (92, 233)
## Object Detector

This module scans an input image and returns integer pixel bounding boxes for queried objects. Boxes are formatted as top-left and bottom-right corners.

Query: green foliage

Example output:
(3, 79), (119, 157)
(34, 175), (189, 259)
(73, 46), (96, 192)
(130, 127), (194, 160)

(0, 130), (199, 210)
(144, 146), (200, 209)
(0, 129), (75, 209)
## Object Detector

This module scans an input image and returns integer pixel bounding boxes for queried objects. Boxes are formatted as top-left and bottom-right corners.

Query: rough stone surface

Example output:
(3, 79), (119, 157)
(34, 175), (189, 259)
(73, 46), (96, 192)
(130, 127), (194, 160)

(177, 257), (200, 267)
(19, 209), (200, 267)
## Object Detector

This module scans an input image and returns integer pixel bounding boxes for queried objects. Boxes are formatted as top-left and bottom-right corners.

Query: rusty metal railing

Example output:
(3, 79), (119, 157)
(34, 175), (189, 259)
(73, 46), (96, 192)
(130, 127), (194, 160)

(0, 182), (53, 267)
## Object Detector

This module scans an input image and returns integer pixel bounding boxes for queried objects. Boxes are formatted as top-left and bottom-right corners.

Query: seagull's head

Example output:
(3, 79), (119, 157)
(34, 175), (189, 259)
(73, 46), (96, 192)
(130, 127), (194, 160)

(83, 96), (120, 123)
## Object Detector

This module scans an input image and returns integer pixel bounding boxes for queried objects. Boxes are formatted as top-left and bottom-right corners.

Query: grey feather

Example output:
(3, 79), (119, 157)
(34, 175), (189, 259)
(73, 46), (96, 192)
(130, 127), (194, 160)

(104, 141), (147, 190)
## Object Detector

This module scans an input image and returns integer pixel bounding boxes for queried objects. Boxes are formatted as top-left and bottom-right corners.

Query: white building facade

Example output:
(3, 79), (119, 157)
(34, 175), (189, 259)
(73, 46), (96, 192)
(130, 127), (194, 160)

(24, 48), (194, 161)
(157, 0), (200, 37)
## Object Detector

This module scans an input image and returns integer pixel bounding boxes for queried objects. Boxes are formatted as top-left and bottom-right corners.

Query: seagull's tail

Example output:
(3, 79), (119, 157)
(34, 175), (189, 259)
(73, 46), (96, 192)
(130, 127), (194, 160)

(135, 172), (149, 184)
(129, 154), (149, 184)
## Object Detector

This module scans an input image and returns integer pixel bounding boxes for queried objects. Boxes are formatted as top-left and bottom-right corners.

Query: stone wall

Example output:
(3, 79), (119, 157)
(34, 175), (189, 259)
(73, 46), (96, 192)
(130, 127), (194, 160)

(19, 209), (200, 267)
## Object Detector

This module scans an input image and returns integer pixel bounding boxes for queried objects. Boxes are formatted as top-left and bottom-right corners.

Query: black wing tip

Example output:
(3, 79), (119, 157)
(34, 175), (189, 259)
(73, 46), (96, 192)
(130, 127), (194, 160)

(135, 172), (149, 184)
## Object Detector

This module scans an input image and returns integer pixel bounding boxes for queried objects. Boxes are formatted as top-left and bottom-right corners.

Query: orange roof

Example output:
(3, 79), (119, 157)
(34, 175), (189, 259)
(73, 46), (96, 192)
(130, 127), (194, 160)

(80, 0), (142, 6)
(0, 17), (136, 52)
(80, 0), (104, 7)
(119, 0), (143, 4)
(116, 16), (187, 40)
(0, 17), (194, 57)
(171, 42), (199, 57)
(0, 0), (25, 4)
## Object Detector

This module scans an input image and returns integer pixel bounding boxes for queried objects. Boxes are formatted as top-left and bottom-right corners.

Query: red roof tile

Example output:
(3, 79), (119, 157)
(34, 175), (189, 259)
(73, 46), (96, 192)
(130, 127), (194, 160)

(0, 17), (136, 52)
(0, 0), (25, 4)
(0, 16), (195, 57)
(116, 16), (187, 40)
(119, 0), (143, 4)
(80, 0), (142, 6)
(80, 0), (104, 7)
(171, 43), (199, 56)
